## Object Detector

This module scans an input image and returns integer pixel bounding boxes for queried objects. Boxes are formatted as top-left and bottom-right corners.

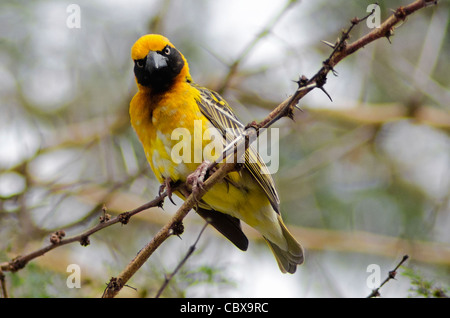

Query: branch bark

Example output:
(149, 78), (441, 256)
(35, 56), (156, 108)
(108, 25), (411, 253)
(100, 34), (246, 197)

(0, 193), (168, 273)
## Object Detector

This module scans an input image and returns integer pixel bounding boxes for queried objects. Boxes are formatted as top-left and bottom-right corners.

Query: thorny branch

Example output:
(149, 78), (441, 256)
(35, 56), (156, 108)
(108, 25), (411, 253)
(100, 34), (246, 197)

(0, 0), (438, 298)
(0, 191), (169, 273)
(102, 0), (438, 298)
(367, 255), (410, 298)
(254, 0), (439, 131)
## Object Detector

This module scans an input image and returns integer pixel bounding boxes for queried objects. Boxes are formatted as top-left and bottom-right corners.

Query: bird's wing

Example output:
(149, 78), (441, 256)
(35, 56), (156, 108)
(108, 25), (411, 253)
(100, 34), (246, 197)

(194, 85), (280, 213)
(196, 207), (249, 251)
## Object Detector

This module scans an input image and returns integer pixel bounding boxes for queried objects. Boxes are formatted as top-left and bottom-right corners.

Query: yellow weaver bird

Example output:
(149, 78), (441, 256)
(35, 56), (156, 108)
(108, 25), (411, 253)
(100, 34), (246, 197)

(130, 34), (304, 273)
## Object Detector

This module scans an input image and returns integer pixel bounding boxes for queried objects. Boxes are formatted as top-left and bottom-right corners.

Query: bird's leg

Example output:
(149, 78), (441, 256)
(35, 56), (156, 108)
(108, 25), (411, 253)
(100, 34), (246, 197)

(159, 177), (176, 205)
(186, 160), (211, 198)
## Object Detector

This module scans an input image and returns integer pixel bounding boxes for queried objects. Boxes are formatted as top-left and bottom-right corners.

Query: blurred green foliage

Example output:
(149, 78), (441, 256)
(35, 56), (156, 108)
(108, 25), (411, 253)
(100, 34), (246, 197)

(402, 267), (449, 298)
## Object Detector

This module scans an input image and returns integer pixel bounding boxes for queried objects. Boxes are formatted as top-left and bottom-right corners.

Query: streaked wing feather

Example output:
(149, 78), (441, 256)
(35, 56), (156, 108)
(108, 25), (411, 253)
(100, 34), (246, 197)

(194, 85), (280, 212)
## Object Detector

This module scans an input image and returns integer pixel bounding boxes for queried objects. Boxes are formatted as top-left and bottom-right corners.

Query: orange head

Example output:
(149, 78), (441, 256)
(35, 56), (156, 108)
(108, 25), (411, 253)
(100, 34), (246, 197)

(131, 34), (192, 93)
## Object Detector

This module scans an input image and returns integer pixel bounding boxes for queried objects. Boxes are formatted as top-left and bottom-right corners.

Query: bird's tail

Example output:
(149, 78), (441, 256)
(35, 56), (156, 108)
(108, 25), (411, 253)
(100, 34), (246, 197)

(264, 215), (304, 274)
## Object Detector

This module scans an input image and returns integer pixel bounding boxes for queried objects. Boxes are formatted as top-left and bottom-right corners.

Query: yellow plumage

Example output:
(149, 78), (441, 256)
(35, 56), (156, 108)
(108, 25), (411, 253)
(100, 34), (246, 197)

(130, 34), (304, 273)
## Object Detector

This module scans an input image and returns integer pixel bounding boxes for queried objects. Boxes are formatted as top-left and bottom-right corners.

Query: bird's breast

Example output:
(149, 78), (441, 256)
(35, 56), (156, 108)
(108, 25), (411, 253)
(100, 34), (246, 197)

(131, 88), (222, 183)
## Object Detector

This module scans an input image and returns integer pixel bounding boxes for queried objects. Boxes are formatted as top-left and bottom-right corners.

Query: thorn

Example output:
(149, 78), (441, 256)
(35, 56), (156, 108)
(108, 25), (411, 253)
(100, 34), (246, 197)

(385, 28), (394, 43)
(319, 87), (333, 102)
(124, 284), (138, 291)
(323, 60), (338, 76)
(287, 108), (295, 121)
(321, 40), (336, 49)
(331, 68), (338, 77)
(157, 197), (165, 209)
(294, 104), (304, 112)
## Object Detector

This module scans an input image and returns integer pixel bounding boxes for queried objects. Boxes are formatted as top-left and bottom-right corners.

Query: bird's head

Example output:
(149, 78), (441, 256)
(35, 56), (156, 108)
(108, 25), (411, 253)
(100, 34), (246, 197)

(131, 34), (191, 93)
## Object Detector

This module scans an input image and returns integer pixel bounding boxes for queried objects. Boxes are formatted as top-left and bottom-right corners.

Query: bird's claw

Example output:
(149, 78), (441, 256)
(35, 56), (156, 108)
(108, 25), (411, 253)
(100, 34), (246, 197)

(186, 160), (211, 198)
(160, 177), (176, 205)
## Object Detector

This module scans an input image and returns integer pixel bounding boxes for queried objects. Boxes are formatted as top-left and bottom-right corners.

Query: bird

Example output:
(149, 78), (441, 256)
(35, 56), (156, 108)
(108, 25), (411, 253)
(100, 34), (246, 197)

(129, 34), (304, 273)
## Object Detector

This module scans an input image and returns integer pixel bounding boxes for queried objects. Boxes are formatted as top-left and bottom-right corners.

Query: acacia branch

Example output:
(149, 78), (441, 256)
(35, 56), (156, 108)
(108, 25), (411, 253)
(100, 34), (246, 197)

(0, 192), (168, 273)
(256, 0), (439, 131)
(0, 0), (435, 298)
(102, 0), (437, 298)
(102, 162), (239, 297)
(367, 255), (410, 298)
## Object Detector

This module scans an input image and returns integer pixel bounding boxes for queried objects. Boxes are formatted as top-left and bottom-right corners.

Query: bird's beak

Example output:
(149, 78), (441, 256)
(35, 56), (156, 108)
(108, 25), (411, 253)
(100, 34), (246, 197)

(146, 51), (168, 74)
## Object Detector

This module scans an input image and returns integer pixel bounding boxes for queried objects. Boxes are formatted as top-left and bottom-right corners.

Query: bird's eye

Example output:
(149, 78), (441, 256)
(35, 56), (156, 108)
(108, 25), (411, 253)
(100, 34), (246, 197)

(136, 60), (144, 68)
(163, 46), (171, 55)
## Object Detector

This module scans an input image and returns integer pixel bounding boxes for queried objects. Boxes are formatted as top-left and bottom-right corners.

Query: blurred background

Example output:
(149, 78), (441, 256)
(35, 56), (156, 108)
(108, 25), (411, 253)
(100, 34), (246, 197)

(0, 0), (449, 298)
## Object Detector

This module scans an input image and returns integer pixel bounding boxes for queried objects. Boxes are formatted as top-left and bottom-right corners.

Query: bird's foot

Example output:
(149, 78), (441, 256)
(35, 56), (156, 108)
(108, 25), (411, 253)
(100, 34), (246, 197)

(186, 160), (211, 198)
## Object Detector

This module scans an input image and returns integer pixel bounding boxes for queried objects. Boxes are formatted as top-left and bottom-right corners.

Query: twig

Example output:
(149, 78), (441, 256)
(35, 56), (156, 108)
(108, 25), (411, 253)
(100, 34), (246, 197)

(0, 192), (169, 273)
(256, 0), (439, 132)
(101, 0), (437, 298)
(155, 221), (209, 298)
(102, 160), (239, 298)
(205, 1), (437, 171)
(367, 255), (410, 298)
(1, 0), (435, 297)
